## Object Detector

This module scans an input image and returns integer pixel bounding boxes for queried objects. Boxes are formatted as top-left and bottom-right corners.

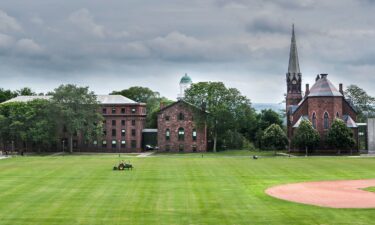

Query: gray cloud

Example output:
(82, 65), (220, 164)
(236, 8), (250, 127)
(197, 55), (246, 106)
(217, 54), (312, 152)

(0, 0), (374, 103)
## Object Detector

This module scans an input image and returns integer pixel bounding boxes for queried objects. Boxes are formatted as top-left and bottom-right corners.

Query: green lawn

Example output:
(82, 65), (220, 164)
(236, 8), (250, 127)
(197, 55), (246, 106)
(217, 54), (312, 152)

(1, 153), (375, 225)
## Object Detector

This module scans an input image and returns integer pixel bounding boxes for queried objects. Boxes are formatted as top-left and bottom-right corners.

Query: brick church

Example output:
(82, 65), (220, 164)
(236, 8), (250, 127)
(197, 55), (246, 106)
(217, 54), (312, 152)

(285, 25), (359, 151)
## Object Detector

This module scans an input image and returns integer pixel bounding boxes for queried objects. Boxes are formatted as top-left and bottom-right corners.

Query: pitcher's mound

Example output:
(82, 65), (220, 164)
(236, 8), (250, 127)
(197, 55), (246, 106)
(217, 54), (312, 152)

(266, 179), (375, 208)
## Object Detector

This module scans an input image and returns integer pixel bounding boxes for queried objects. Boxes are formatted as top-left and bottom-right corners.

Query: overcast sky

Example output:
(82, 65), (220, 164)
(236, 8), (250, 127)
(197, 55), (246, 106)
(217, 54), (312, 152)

(0, 0), (374, 103)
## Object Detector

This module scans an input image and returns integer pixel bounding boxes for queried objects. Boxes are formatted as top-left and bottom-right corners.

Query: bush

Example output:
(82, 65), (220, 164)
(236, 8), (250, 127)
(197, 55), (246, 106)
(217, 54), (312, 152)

(261, 124), (288, 151)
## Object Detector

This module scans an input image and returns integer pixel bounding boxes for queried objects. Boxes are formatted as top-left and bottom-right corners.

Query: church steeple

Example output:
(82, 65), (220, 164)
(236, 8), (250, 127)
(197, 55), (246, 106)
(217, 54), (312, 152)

(286, 24), (302, 109)
(286, 24), (302, 97)
(288, 24), (300, 74)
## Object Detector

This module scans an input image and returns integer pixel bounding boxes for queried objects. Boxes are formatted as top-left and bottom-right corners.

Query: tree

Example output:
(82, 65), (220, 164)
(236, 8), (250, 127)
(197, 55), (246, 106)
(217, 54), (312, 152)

(111, 86), (172, 128)
(292, 120), (320, 156)
(184, 82), (255, 152)
(327, 119), (356, 154)
(0, 100), (58, 152)
(51, 84), (103, 153)
(255, 109), (283, 149)
(0, 88), (17, 103)
(16, 87), (36, 96)
(262, 124), (288, 153)
(345, 85), (375, 122)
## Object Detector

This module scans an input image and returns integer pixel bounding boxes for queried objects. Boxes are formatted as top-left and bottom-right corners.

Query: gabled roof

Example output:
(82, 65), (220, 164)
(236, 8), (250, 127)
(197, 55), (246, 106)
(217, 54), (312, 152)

(158, 99), (208, 114)
(2, 95), (139, 105)
(308, 75), (342, 97)
(292, 115), (309, 128)
(343, 115), (358, 128)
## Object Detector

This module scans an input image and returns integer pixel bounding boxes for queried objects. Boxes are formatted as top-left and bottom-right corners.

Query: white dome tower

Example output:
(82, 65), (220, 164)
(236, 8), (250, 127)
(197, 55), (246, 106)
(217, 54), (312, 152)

(178, 73), (192, 99)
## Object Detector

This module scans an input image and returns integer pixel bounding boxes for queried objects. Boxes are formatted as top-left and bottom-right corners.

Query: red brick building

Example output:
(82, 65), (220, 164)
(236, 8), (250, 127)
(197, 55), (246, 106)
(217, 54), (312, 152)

(4, 95), (146, 152)
(157, 100), (207, 152)
(286, 26), (358, 152)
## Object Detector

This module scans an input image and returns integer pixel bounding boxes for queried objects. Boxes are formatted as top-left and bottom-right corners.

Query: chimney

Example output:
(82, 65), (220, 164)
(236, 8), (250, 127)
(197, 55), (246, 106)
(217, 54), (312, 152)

(160, 101), (165, 110)
(320, 73), (328, 79)
(305, 84), (310, 96)
(339, 83), (344, 95)
(315, 74), (320, 82)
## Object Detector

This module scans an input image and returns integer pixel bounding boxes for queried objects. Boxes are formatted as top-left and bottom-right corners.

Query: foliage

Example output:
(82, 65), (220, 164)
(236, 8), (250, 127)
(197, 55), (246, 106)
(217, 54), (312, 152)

(345, 85), (375, 122)
(254, 109), (283, 149)
(0, 87), (37, 103)
(292, 120), (320, 153)
(184, 82), (256, 152)
(326, 119), (356, 154)
(0, 100), (57, 151)
(111, 86), (173, 128)
(261, 124), (288, 151)
(257, 109), (283, 131)
(51, 84), (103, 152)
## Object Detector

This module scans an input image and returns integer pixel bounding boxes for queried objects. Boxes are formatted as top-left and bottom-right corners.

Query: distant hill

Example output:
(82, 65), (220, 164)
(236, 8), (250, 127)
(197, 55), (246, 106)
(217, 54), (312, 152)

(253, 103), (284, 113)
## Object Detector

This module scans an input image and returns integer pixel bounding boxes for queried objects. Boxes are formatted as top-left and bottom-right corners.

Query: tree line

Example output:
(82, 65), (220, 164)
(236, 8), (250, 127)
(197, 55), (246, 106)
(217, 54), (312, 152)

(0, 85), (103, 153)
(0, 83), (373, 153)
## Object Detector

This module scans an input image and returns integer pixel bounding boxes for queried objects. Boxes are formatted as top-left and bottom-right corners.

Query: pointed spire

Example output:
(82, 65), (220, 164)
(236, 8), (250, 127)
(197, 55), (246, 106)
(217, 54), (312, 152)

(288, 24), (300, 74)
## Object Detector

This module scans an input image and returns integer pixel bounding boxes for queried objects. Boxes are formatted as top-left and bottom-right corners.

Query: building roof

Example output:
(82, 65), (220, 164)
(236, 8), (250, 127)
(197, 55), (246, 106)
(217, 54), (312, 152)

(292, 115), (309, 128)
(288, 24), (300, 74)
(308, 75), (343, 97)
(343, 115), (358, 128)
(2, 95), (139, 105)
(180, 73), (192, 84)
(158, 99), (208, 114)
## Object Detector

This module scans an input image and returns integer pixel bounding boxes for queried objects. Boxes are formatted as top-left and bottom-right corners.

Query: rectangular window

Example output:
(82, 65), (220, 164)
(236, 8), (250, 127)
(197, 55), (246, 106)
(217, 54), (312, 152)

(165, 116), (170, 121)
(132, 129), (136, 136)
(112, 129), (116, 137)
(121, 120), (125, 126)
(131, 140), (137, 148)
(102, 140), (107, 147)
(121, 129), (126, 137)
(193, 130), (197, 141)
(102, 108), (107, 114)
(192, 145), (197, 152)
(103, 120), (106, 126)
(179, 144), (184, 152)
(132, 120), (136, 126)
(121, 108), (125, 114)
(103, 129), (107, 136)
(112, 140), (117, 148)
(112, 107), (116, 114)
(165, 145), (170, 152)
(121, 140), (126, 148)
(112, 120), (116, 126)
(93, 140), (98, 145)
(132, 108), (136, 114)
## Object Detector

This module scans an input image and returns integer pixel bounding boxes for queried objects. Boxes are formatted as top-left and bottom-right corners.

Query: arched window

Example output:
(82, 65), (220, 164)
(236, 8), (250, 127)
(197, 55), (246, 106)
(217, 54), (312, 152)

(165, 129), (170, 141)
(178, 112), (185, 121)
(192, 128), (197, 141)
(324, 112), (329, 129)
(336, 112), (340, 118)
(178, 127), (185, 141)
(312, 113), (317, 129)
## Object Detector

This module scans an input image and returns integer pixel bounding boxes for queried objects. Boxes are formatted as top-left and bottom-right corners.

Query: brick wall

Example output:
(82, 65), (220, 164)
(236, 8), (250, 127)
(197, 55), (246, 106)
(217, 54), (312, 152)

(157, 101), (207, 152)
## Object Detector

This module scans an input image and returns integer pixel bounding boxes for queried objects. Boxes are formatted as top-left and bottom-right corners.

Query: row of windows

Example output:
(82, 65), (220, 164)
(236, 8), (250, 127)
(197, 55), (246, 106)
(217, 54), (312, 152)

(164, 112), (192, 121)
(311, 112), (340, 130)
(165, 128), (197, 141)
(93, 140), (137, 148)
(104, 120), (136, 126)
(103, 129), (136, 137)
(102, 107), (139, 114)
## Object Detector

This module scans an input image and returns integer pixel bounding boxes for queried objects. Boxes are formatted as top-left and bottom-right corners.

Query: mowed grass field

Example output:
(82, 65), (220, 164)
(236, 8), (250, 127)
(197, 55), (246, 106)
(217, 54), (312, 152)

(1, 153), (375, 225)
